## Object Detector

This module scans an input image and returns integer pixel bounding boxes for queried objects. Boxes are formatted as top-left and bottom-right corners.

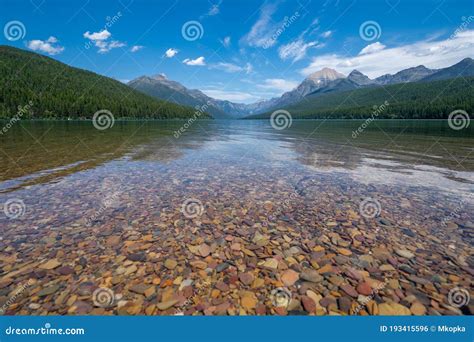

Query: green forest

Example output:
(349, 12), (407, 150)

(1, 45), (472, 121)
(249, 77), (474, 119)
(0, 46), (208, 119)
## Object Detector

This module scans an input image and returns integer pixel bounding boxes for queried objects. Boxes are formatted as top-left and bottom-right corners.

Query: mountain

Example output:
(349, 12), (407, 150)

(305, 70), (376, 97)
(246, 66), (440, 115)
(128, 75), (252, 119)
(254, 68), (377, 111)
(422, 57), (474, 82)
(244, 68), (347, 113)
(295, 68), (346, 97)
(127, 59), (474, 119)
(128, 75), (230, 119)
(0, 46), (207, 119)
(246, 59), (473, 115)
(5, 45), (470, 121)
(375, 65), (436, 85)
(247, 76), (474, 120)
(129, 68), (349, 118)
(347, 70), (375, 86)
(281, 68), (345, 100)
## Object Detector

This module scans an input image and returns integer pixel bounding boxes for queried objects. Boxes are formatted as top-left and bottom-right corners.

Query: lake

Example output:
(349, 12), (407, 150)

(0, 120), (472, 315)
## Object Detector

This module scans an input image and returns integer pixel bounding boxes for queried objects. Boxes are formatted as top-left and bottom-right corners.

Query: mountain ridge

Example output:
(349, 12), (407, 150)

(128, 75), (252, 119)
(246, 76), (474, 120)
(0, 45), (208, 119)
(2, 45), (472, 120)
(422, 57), (474, 82)
(128, 57), (474, 118)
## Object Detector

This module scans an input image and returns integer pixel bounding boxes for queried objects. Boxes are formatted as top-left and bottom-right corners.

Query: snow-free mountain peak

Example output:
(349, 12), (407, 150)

(306, 67), (345, 83)
(151, 73), (167, 80)
(375, 65), (436, 85)
(422, 57), (474, 81)
(347, 69), (374, 85)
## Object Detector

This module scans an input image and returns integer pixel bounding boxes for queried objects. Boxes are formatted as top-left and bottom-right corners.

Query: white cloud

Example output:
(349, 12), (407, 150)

(201, 89), (260, 102)
(209, 62), (242, 72)
(258, 78), (299, 92)
(221, 36), (231, 47)
(130, 45), (144, 53)
(359, 42), (386, 55)
(209, 62), (253, 74)
(83, 30), (111, 41)
(278, 39), (320, 62)
(27, 36), (64, 55)
(241, 3), (279, 48)
(300, 31), (474, 78)
(244, 63), (253, 74)
(303, 18), (320, 36)
(108, 41), (125, 49)
(277, 16), (323, 62)
(165, 48), (178, 58)
(182, 56), (206, 66)
(94, 40), (125, 53)
(320, 30), (332, 38)
(83, 29), (125, 53)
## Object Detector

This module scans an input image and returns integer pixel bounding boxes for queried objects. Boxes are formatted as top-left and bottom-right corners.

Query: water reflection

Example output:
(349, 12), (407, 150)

(0, 120), (472, 197)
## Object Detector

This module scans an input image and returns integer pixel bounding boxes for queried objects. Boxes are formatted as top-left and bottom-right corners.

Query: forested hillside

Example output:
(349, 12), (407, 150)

(0, 46), (208, 119)
(248, 77), (474, 119)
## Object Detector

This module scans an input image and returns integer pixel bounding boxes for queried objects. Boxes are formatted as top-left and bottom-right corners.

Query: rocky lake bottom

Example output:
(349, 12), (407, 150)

(0, 120), (472, 316)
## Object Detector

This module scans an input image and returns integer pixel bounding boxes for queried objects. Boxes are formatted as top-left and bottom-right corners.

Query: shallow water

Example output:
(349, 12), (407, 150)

(1, 120), (473, 196)
(0, 120), (473, 234)
(0, 119), (472, 315)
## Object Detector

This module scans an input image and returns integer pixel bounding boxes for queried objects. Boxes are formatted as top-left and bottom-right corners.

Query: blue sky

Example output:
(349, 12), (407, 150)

(1, 0), (473, 103)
